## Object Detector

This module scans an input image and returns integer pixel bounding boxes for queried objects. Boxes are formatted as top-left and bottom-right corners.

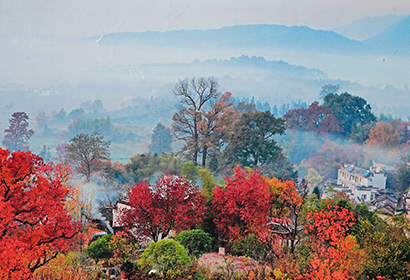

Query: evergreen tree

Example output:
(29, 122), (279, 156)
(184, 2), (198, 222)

(2, 112), (34, 152)
(149, 123), (173, 155)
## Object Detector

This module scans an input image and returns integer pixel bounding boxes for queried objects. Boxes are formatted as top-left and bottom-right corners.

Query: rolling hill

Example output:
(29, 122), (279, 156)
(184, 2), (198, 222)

(91, 24), (368, 54)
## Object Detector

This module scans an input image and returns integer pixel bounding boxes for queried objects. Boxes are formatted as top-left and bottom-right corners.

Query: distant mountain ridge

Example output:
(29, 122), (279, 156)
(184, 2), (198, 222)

(139, 55), (328, 80)
(91, 24), (368, 54)
(335, 14), (407, 41)
(365, 15), (410, 54)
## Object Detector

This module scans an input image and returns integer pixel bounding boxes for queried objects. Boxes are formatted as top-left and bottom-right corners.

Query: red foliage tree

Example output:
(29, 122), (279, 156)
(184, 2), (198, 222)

(0, 148), (80, 279)
(305, 200), (355, 244)
(212, 167), (272, 240)
(283, 101), (343, 134)
(120, 174), (205, 242)
(301, 235), (363, 280)
(300, 200), (361, 279)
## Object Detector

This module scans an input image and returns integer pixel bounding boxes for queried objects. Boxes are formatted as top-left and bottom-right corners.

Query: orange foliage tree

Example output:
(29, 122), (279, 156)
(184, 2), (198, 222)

(250, 178), (308, 279)
(197, 91), (239, 167)
(366, 121), (400, 147)
(0, 149), (80, 279)
(263, 178), (308, 258)
(300, 200), (362, 279)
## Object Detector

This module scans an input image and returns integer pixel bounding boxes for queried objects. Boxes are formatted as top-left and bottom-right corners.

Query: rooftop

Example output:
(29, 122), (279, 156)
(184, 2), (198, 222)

(340, 165), (372, 178)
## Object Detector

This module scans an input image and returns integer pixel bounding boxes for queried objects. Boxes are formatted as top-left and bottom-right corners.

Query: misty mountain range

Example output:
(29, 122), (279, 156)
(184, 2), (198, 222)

(335, 14), (407, 41)
(91, 24), (367, 55)
(92, 14), (410, 55)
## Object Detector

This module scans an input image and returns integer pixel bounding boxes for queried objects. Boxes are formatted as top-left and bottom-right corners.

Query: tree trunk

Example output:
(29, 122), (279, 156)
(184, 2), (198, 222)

(202, 147), (208, 167)
(253, 152), (258, 166)
(193, 122), (198, 164)
(86, 162), (91, 182)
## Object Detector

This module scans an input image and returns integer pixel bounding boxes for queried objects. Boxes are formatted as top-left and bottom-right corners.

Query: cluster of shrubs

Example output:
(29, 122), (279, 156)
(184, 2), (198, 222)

(85, 229), (225, 279)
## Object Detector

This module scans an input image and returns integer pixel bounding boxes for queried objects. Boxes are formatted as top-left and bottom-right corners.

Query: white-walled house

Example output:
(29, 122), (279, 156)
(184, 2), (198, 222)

(335, 164), (387, 204)
(337, 165), (386, 190)
(112, 202), (131, 229)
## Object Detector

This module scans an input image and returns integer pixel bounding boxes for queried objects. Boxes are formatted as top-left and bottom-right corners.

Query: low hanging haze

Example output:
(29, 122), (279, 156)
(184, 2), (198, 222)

(1, 0), (410, 115)
(1, 0), (409, 36)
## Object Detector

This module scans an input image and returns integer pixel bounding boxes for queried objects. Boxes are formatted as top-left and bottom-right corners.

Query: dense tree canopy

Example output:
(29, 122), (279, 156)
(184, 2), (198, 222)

(226, 110), (286, 167)
(283, 101), (342, 134)
(366, 121), (400, 147)
(2, 112), (34, 152)
(120, 174), (205, 242)
(116, 152), (183, 183)
(323, 92), (376, 136)
(356, 216), (410, 279)
(212, 167), (272, 240)
(0, 149), (79, 279)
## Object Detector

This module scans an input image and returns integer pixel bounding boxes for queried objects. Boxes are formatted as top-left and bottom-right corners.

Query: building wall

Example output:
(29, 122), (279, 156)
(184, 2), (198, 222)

(337, 170), (370, 187)
(372, 173), (386, 189)
(337, 168), (386, 189)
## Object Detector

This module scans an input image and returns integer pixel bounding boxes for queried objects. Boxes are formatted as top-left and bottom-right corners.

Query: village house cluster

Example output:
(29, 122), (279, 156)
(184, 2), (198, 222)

(322, 163), (409, 215)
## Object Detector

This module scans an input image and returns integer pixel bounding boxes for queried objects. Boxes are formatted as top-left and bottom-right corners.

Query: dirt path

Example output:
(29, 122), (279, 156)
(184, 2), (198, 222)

(198, 253), (261, 274)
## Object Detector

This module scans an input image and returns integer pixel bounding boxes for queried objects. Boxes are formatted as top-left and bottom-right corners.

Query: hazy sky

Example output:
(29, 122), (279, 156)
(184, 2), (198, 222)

(1, 0), (410, 37)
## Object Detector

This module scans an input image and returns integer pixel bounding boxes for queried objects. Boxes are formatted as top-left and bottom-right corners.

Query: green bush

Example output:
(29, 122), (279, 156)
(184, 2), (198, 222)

(175, 229), (212, 258)
(84, 234), (113, 262)
(139, 239), (191, 278)
(230, 234), (267, 261)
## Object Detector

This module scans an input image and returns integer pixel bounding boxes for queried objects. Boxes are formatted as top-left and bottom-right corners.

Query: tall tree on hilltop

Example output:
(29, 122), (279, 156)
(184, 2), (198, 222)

(172, 77), (220, 165)
(198, 92), (239, 167)
(2, 112), (34, 152)
(323, 92), (376, 136)
(149, 123), (173, 155)
(319, 84), (340, 99)
(65, 131), (110, 182)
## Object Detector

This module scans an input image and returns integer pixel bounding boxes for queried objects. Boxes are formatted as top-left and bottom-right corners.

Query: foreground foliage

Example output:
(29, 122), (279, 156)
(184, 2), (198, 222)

(121, 174), (206, 241)
(175, 229), (212, 258)
(0, 149), (80, 279)
(139, 239), (191, 278)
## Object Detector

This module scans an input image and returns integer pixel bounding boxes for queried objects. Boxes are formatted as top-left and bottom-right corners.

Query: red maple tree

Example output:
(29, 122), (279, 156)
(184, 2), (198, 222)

(300, 200), (361, 279)
(283, 101), (343, 134)
(212, 166), (272, 240)
(120, 174), (205, 241)
(305, 200), (355, 244)
(0, 148), (80, 279)
(302, 235), (363, 280)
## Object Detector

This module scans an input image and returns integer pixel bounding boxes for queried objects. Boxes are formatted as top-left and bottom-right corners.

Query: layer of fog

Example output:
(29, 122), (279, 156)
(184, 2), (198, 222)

(1, 34), (410, 156)
(2, 34), (410, 90)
